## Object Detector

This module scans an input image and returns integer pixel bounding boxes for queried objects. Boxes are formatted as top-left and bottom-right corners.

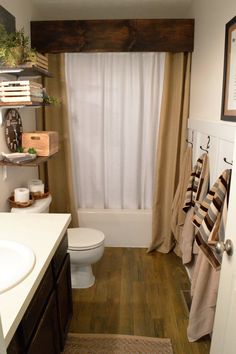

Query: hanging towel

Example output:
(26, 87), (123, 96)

(187, 249), (221, 342)
(183, 153), (209, 212)
(187, 169), (231, 342)
(181, 153), (209, 265)
(171, 145), (192, 256)
(193, 169), (231, 270)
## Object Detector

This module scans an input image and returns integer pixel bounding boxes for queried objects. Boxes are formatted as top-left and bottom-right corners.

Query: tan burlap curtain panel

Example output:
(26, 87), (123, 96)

(38, 54), (78, 227)
(148, 52), (191, 253)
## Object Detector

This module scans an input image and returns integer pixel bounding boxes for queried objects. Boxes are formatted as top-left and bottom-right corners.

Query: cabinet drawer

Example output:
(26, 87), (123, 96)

(52, 233), (68, 278)
(20, 265), (54, 347)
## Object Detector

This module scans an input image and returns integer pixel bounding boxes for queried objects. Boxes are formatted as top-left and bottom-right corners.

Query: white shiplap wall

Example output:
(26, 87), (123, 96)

(188, 119), (236, 185)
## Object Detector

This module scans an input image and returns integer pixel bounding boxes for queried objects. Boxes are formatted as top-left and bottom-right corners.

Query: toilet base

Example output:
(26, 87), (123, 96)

(71, 264), (95, 289)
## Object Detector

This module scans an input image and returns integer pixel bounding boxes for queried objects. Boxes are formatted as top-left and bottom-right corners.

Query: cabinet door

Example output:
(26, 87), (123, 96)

(27, 291), (60, 354)
(56, 253), (73, 350)
(7, 332), (24, 354)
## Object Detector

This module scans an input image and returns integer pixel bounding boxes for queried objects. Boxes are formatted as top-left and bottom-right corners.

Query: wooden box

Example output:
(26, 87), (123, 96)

(0, 80), (43, 103)
(22, 131), (59, 156)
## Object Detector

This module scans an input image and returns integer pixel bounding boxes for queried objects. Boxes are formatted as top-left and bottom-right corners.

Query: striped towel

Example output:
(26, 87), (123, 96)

(183, 153), (209, 212)
(193, 169), (231, 270)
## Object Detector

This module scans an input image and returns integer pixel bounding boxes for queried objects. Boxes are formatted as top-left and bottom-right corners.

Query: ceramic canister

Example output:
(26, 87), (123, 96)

(28, 179), (44, 194)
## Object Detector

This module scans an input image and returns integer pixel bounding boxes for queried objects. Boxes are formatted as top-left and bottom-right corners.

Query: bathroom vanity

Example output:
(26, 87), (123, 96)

(0, 213), (72, 354)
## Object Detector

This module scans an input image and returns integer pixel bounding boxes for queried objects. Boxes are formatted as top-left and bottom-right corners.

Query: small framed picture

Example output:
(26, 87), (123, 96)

(221, 16), (236, 121)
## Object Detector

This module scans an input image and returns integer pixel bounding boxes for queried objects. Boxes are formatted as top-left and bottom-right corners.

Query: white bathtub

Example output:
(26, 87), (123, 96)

(78, 209), (152, 248)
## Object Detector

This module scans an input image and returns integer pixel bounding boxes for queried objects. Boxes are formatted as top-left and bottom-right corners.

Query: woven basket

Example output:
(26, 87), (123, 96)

(8, 195), (34, 208)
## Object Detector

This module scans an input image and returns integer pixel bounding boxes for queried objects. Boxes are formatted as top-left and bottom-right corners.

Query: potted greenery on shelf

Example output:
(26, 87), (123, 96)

(0, 24), (35, 67)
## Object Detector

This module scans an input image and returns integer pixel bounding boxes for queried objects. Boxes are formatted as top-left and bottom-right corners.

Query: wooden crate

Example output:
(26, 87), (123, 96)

(0, 81), (43, 103)
(25, 52), (49, 71)
(22, 131), (59, 156)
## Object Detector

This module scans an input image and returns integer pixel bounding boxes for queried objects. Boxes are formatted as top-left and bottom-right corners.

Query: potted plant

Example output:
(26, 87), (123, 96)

(0, 24), (30, 66)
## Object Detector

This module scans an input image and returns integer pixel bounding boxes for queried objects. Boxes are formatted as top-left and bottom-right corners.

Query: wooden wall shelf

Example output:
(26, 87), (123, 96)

(0, 101), (47, 107)
(0, 65), (52, 78)
(0, 155), (56, 167)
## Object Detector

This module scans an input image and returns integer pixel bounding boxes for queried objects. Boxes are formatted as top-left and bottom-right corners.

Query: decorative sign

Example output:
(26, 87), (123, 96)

(0, 5), (15, 33)
(221, 16), (236, 121)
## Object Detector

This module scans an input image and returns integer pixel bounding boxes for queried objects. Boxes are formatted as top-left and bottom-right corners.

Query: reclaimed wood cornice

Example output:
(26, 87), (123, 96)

(31, 19), (194, 53)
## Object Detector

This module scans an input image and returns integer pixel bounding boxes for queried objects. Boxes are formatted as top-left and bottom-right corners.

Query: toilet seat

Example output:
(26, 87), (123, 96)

(68, 227), (105, 251)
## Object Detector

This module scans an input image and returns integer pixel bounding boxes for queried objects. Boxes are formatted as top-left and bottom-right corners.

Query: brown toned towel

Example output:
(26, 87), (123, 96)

(183, 153), (209, 212)
(188, 169), (231, 342)
(193, 169), (231, 270)
(181, 153), (209, 266)
(171, 145), (192, 256)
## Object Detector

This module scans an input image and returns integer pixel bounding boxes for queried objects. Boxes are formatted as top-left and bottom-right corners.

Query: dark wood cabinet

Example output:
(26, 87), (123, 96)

(27, 292), (60, 354)
(20, 266), (54, 348)
(56, 254), (73, 350)
(7, 233), (72, 354)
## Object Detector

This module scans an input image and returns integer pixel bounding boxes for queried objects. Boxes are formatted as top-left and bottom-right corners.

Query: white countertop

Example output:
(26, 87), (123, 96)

(0, 212), (71, 348)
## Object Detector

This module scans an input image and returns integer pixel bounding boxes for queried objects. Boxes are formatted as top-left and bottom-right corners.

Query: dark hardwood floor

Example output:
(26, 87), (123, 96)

(69, 247), (211, 354)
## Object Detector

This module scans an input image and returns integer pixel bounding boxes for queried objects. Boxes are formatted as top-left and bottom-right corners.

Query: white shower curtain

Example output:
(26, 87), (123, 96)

(65, 52), (165, 209)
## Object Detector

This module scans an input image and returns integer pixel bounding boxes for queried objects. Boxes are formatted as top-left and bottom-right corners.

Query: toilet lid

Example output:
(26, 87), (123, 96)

(67, 228), (105, 250)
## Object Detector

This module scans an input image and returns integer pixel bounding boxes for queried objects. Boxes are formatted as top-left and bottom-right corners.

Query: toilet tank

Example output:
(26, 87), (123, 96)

(11, 195), (52, 213)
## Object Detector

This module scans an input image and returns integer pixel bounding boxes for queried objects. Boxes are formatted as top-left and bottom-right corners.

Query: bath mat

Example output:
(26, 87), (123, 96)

(63, 333), (173, 354)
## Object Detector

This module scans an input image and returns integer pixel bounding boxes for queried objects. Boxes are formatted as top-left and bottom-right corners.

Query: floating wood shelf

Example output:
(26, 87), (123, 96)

(0, 155), (56, 167)
(0, 65), (52, 78)
(0, 101), (47, 107)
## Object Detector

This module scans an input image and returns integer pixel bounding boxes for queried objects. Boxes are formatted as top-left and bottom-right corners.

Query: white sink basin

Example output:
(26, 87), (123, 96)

(0, 240), (35, 294)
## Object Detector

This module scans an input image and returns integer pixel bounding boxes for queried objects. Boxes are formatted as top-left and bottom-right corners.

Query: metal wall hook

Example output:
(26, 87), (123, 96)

(186, 130), (194, 146)
(200, 135), (210, 153)
(186, 139), (193, 146)
(223, 157), (233, 166)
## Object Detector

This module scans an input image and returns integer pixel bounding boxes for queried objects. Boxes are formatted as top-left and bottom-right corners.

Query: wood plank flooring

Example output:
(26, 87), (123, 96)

(69, 248), (211, 354)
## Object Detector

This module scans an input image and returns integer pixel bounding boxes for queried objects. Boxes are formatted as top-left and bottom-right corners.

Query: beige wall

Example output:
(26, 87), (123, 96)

(189, 0), (236, 122)
(0, 1), (38, 211)
(31, 0), (192, 20)
(0, 0), (32, 36)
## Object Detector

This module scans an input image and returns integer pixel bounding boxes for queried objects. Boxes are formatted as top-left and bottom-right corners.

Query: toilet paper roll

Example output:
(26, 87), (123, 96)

(28, 179), (44, 193)
(14, 188), (30, 203)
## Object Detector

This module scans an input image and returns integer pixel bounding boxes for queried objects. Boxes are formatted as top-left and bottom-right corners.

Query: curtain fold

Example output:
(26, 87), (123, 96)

(148, 52), (191, 253)
(39, 54), (78, 227)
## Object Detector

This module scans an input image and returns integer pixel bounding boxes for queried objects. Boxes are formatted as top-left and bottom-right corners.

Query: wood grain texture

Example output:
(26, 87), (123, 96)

(31, 19), (194, 53)
(70, 248), (210, 354)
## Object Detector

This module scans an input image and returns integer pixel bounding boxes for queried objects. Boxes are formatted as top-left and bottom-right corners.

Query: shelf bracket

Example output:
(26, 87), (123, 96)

(2, 166), (7, 181)
(0, 110), (5, 126)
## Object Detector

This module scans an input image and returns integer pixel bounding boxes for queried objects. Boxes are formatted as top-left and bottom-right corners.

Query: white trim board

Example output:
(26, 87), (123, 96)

(188, 118), (236, 142)
(187, 118), (236, 185)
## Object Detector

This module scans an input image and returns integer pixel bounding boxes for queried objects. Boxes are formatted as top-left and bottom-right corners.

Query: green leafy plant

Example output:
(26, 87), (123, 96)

(16, 146), (24, 153)
(0, 24), (30, 66)
(43, 89), (60, 105)
(28, 147), (37, 154)
(43, 95), (60, 105)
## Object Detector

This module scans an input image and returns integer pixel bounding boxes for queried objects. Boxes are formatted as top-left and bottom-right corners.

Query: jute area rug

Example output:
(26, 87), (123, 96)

(63, 333), (174, 354)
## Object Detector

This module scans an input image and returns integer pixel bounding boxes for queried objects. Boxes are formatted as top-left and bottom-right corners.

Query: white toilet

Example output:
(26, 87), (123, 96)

(67, 228), (105, 288)
(11, 195), (52, 213)
(11, 195), (105, 289)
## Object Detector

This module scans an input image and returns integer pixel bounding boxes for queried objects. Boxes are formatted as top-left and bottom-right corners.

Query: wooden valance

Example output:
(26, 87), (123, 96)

(31, 19), (194, 53)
